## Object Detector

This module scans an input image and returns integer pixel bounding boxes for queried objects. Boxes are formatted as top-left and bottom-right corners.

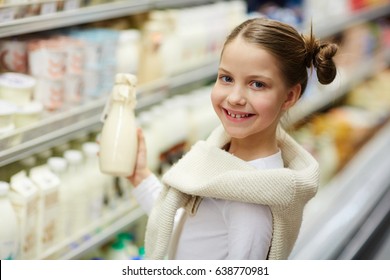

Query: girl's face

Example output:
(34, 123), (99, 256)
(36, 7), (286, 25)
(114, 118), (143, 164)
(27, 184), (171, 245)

(211, 37), (299, 144)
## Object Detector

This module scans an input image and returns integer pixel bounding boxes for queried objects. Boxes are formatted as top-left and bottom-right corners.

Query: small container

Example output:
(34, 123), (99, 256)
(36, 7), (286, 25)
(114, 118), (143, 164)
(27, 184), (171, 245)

(0, 38), (28, 73)
(0, 100), (17, 133)
(14, 102), (43, 128)
(0, 72), (36, 105)
(34, 77), (64, 111)
(28, 39), (66, 80)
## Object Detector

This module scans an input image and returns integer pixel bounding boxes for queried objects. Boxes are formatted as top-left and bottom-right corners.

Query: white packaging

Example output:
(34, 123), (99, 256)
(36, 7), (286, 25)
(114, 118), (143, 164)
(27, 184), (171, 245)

(29, 165), (60, 255)
(0, 181), (19, 260)
(34, 77), (64, 111)
(47, 157), (69, 245)
(81, 142), (105, 226)
(28, 40), (66, 80)
(63, 149), (88, 237)
(9, 171), (39, 259)
(0, 72), (36, 105)
(0, 39), (28, 73)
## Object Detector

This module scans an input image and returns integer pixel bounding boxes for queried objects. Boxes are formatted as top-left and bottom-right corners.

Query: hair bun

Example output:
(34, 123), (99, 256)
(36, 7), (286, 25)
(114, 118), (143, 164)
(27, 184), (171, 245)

(313, 42), (338, 84)
(303, 32), (338, 85)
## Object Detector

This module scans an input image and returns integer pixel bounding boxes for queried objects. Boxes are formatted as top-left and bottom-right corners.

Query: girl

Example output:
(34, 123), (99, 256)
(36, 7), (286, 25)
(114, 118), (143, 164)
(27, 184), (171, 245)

(129, 17), (338, 260)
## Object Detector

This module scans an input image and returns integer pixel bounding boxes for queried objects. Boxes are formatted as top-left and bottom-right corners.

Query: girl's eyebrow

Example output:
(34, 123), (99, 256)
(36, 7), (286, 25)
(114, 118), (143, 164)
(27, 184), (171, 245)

(217, 67), (231, 74)
(218, 67), (272, 83)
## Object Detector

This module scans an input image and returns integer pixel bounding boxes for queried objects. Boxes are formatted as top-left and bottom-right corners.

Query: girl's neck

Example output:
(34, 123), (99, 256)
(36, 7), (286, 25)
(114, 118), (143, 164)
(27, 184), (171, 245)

(226, 135), (279, 161)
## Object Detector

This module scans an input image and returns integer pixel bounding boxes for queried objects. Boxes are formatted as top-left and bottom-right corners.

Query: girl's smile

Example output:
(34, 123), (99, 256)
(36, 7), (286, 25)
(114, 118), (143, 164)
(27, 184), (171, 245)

(222, 108), (255, 122)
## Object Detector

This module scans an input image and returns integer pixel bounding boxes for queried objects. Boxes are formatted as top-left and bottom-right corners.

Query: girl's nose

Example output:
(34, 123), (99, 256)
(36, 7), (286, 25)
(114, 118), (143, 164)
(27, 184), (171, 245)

(227, 86), (246, 106)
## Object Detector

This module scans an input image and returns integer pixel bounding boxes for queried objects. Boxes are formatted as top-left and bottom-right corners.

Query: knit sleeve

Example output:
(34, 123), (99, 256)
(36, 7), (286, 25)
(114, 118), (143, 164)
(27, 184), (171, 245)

(131, 173), (162, 215)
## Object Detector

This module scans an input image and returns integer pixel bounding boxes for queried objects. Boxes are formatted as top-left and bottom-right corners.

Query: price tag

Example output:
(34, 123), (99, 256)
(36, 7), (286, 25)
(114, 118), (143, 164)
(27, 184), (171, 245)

(64, 0), (80, 11)
(40, 2), (57, 15)
(0, 8), (15, 23)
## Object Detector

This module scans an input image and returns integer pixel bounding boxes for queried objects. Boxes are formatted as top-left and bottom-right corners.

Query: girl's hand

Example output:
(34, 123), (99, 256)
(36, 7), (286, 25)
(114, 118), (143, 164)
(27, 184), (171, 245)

(127, 128), (152, 187)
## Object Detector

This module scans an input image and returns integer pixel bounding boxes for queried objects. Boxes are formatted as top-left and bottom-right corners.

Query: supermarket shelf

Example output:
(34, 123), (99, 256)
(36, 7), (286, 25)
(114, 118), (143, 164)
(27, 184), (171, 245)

(0, 0), (220, 38)
(1, 1), (389, 39)
(290, 119), (390, 259)
(39, 202), (145, 260)
(311, 4), (390, 38)
(61, 205), (145, 260)
(152, 0), (220, 9)
(0, 0), (149, 38)
(0, 59), (218, 168)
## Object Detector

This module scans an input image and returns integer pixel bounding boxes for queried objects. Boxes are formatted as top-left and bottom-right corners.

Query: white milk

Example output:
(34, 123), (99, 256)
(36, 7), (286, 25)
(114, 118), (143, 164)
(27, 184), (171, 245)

(0, 182), (19, 260)
(99, 73), (138, 177)
(47, 157), (69, 245)
(81, 142), (105, 227)
(116, 29), (140, 74)
(63, 150), (88, 237)
(29, 165), (60, 256)
(9, 171), (39, 259)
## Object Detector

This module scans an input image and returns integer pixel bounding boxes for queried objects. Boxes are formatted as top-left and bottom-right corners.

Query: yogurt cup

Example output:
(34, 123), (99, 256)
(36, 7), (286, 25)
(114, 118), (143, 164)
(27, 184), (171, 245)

(0, 72), (36, 105)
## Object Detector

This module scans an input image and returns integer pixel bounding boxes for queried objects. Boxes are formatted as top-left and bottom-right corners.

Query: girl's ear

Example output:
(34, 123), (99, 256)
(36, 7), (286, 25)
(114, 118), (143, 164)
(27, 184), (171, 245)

(282, 84), (301, 110)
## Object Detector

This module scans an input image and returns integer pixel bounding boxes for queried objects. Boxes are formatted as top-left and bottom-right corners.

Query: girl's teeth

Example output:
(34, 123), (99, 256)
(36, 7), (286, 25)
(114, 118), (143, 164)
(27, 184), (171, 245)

(227, 111), (249, 118)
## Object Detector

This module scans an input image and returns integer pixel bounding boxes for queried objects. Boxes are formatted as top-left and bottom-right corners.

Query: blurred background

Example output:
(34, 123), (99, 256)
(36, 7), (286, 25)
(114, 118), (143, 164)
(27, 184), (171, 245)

(0, 0), (389, 260)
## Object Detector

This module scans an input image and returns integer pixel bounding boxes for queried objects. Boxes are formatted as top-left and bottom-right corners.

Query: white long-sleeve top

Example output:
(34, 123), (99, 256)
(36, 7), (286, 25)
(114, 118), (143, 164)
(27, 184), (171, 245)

(132, 150), (283, 260)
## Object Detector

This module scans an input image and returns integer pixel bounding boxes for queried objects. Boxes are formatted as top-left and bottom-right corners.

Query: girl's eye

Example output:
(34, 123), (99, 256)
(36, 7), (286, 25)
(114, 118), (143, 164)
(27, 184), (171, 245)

(251, 81), (265, 89)
(220, 75), (233, 83)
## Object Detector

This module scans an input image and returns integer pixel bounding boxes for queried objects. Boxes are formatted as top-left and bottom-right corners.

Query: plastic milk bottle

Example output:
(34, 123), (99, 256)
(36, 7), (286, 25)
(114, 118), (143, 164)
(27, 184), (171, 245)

(99, 73), (138, 177)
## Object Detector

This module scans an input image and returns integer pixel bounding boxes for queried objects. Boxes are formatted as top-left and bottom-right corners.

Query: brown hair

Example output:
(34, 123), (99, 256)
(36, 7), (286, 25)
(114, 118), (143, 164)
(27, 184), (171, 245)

(222, 17), (338, 97)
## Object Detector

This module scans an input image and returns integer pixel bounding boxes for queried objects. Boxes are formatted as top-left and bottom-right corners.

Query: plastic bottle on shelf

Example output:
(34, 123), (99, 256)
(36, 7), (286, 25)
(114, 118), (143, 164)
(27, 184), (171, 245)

(81, 142), (105, 228)
(116, 29), (141, 74)
(63, 150), (88, 238)
(0, 181), (19, 260)
(105, 239), (129, 260)
(99, 73), (138, 177)
(137, 21), (166, 84)
(47, 156), (69, 245)
(117, 232), (139, 259)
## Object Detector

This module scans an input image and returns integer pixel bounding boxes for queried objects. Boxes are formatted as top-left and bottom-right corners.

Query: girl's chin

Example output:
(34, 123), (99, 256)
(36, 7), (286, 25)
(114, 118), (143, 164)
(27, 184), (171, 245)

(221, 125), (251, 139)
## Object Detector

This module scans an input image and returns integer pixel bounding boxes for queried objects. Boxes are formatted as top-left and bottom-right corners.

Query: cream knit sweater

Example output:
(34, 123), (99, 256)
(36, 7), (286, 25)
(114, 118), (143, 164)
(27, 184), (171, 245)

(145, 125), (319, 260)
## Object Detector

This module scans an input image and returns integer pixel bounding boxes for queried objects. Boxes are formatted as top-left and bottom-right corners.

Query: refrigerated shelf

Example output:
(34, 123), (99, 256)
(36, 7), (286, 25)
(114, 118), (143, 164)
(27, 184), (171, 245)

(0, 59), (219, 168)
(290, 119), (390, 259)
(0, 0), (221, 38)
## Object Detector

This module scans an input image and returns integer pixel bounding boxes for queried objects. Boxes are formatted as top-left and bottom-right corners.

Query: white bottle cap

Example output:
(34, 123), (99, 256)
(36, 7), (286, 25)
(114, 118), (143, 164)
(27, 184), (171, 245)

(82, 142), (99, 157)
(0, 181), (10, 196)
(64, 150), (83, 164)
(47, 157), (68, 173)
